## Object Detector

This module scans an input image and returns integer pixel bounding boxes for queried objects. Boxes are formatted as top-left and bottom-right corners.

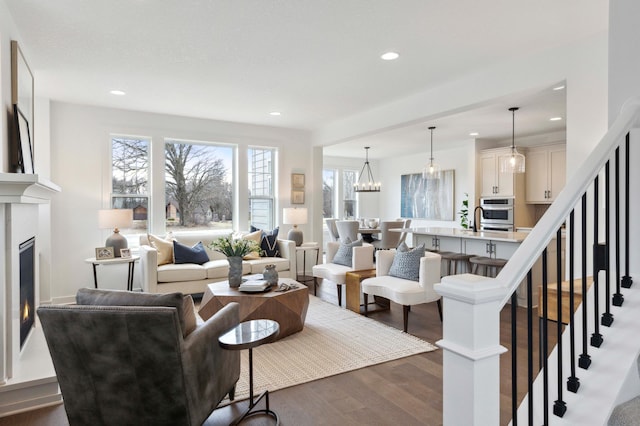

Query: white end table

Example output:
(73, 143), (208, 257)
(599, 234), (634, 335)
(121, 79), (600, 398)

(84, 255), (140, 291)
(296, 242), (319, 285)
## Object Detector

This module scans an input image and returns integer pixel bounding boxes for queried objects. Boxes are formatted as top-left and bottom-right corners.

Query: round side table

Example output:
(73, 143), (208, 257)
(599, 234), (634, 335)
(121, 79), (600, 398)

(219, 319), (280, 425)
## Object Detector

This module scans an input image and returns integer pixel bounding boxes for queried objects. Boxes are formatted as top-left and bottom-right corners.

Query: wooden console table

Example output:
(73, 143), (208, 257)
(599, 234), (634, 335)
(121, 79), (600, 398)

(345, 269), (389, 314)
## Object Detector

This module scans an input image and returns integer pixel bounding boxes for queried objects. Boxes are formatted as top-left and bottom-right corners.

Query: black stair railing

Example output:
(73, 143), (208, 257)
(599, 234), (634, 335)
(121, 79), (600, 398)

(507, 131), (632, 425)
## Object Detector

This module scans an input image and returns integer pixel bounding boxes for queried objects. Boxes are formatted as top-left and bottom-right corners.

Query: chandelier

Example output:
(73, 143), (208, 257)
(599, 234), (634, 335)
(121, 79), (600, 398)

(422, 126), (441, 180)
(499, 107), (525, 173)
(354, 147), (380, 192)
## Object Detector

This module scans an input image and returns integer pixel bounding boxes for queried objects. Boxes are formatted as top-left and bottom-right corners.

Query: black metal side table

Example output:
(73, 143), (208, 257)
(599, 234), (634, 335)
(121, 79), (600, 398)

(219, 319), (280, 425)
(84, 255), (139, 291)
(296, 243), (320, 285)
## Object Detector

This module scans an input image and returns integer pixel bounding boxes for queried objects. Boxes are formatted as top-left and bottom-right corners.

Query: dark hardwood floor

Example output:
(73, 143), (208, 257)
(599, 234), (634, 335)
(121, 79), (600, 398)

(0, 280), (548, 426)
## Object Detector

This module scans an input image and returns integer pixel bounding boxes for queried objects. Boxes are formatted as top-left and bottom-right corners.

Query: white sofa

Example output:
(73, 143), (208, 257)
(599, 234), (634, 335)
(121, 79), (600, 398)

(139, 231), (296, 294)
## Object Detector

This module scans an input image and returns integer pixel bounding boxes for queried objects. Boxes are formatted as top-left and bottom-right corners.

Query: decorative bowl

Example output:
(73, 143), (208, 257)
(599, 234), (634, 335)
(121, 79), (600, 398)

(367, 219), (379, 229)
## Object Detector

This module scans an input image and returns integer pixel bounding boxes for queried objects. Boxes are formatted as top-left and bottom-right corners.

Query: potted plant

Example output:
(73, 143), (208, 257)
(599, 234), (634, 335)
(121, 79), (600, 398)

(209, 235), (260, 287)
(458, 193), (469, 230)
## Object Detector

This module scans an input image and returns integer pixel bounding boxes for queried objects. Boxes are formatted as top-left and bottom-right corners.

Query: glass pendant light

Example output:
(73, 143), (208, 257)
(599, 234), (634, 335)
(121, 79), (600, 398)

(500, 107), (526, 173)
(423, 126), (441, 179)
(354, 147), (381, 192)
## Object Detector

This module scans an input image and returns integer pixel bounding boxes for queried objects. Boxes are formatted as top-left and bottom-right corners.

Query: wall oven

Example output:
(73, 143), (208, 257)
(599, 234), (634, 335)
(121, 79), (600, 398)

(479, 198), (514, 232)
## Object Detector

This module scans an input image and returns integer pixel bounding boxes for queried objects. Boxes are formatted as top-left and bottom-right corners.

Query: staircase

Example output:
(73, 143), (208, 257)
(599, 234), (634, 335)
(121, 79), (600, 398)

(436, 97), (640, 426)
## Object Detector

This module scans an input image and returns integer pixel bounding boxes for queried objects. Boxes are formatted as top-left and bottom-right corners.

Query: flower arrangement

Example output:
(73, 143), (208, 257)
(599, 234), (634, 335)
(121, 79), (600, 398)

(208, 234), (260, 257)
(458, 192), (469, 230)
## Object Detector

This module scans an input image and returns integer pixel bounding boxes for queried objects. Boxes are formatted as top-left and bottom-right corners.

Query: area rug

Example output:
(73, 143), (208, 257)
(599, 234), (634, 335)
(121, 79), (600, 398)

(222, 295), (437, 403)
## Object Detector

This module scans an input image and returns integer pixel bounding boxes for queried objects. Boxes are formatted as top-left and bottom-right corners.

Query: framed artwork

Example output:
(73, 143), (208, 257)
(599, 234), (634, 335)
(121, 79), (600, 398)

(95, 247), (115, 260)
(291, 189), (305, 204)
(400, 170), (455, 220)
(120, 248), (132, 258)
(292, 173), (305, 189)
(13, 104), (34, 174)
(11, 41), (34, 158)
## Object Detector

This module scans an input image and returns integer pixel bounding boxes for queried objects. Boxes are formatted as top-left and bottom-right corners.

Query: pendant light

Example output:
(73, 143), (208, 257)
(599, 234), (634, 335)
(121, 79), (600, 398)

(354, 147), (380, 192)
(422, 126), (441, 180)
(500, 107), (525, 173)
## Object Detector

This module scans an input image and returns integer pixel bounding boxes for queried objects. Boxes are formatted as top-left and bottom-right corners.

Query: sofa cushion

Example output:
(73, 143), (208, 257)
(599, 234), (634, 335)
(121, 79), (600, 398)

(173, 240), (209, 265)
(76, 288), (192, 337)
(388, 243), (425, 282)
(205, 259), (232, 279)
(332, 238), (363, 267)
(158, 263), (207, 282)
(148, 233), (175, 266)
(240, 230), (262, 260)
(182, 294), (197, 336)
(245, 256), (290, 274)
(250, 226), (280, 257)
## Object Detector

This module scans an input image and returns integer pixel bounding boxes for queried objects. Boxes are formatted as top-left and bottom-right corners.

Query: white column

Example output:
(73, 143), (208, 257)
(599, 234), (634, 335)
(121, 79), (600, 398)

(435, 273), (509, 426)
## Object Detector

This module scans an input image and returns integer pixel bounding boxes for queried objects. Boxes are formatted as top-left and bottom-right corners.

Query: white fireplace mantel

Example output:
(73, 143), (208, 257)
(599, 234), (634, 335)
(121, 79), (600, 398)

(0, 173), (61, 203)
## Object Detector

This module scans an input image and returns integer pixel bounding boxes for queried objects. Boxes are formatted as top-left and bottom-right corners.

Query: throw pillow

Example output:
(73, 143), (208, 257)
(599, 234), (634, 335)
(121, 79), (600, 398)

(148, 233), (175, 266)
(173, 240), (209, 265)
(241, 230), (262, 260)
(332, 238), (363, 267)
(251, 225), (280, 257)
(76, 288), (191, 338)
(388, 243), (426, 282)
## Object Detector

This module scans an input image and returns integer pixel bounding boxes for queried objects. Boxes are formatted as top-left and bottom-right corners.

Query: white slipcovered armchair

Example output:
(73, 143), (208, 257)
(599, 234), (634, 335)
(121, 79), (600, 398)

(361, 249), (442, 332)
(312, 240), (374, 306)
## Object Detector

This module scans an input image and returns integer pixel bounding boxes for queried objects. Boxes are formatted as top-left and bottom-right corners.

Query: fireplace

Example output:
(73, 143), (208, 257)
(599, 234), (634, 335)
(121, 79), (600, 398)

(19, 237), (36, 349)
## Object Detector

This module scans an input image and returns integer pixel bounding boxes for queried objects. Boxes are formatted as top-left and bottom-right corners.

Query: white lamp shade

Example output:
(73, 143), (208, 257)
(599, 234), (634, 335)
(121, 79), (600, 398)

(282, 207), (308, 226)
(98, 209), (133, 230)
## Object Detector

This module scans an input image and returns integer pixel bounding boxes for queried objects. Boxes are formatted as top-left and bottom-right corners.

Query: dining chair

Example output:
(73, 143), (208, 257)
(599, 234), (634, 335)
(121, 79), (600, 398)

(325, 219), (340, 242)
(336, 220), (359, 243)
(398, 219), (412, 246)
(371, 220), (405, 250)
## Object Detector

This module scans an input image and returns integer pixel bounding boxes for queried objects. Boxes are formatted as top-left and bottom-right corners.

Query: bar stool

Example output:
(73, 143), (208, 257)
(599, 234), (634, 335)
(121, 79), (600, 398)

(469, 256), (507, 277)
(439, 252), (473, 276)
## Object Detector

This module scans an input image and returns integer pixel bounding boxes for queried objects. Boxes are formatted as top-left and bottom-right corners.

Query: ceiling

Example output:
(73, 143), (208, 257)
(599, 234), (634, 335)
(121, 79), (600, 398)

(5, 1), (607, 158)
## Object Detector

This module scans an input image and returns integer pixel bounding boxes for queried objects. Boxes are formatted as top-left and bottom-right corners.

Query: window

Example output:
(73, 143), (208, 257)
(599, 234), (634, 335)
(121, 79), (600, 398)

(322, 169), (335, 218)
(343, 170), (358, 219)
(248, 147), (275, 230)
(111, 136), (149, 233)
(164, 140), (233, 231)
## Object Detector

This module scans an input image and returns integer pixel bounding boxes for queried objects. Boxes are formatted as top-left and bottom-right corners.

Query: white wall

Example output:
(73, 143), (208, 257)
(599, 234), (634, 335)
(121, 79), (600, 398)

(49, 102), (313, 302)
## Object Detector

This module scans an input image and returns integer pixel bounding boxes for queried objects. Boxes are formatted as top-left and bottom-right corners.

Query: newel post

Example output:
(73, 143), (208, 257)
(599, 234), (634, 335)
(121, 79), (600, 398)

(435, 273), (509, 426)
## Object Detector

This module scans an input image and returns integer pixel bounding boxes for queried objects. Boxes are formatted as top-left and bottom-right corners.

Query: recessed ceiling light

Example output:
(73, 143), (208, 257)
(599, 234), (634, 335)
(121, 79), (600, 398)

(380, 52), (399, 61)
(110, 90), (126, 96)
(269, 111), (281, 116)
(550, 117), (563, 121)
(469, 132), (479, 136)
(553, 85), (565, 91)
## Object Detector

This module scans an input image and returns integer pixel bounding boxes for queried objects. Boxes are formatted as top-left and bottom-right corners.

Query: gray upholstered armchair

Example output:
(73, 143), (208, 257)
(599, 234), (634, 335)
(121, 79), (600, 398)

(37, 289), (240, 426)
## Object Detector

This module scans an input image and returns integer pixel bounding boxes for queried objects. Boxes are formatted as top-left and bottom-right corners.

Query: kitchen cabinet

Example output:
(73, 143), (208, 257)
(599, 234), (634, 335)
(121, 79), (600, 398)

(479, 148), (515, 197)
(525, 144), (566, 203)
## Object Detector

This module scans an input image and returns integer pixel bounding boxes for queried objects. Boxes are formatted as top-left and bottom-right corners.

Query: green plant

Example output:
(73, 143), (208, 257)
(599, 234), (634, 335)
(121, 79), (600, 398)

(208, 234), (260, 257)
(458, 193), (469, 229)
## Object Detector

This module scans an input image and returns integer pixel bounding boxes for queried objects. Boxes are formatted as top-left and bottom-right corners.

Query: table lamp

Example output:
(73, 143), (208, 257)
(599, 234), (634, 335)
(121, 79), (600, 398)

(283, 207), (307, 246)
(98, 209), (133, 257)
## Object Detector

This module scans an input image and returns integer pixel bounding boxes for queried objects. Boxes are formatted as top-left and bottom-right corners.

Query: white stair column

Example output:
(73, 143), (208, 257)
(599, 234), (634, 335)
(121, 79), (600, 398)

(435, 273), (510, 426)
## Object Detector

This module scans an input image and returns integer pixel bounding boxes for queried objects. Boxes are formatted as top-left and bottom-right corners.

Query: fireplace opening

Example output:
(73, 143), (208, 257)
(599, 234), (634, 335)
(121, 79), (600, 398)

(20, 237), (35, 349)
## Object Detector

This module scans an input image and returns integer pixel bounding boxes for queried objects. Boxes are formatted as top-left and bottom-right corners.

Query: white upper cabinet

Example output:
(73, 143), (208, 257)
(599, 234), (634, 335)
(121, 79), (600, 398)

(525, 144), (566, 203)
(479, 148), (515, 197)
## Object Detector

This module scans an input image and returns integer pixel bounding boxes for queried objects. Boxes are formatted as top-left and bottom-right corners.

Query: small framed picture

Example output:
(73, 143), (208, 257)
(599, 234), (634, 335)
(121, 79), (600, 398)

(291, 173), (305, 189)
(95, 246), (115, 260)
(291, 189), (305, 204)
(120, 248), (132, 258)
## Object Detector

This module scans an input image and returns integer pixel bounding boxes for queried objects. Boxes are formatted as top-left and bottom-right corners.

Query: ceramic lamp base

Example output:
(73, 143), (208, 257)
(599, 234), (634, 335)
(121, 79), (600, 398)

(287, 228), (303, 247)
(105, 232), (128, 257)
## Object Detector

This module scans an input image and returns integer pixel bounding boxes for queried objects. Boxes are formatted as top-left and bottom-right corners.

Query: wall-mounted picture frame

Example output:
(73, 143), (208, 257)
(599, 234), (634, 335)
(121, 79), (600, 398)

(13, 105), (34, 174)
(291, 189), (305, 204)
(291, 173), (305, 189)
(11, 40), (34, 161)
(95, 247), (115, 260)
(120, 248), (132, 258)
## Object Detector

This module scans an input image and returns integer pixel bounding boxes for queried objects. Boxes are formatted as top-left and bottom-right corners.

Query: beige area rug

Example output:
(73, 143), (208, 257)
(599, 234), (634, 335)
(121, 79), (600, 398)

(222, 295), (438, 404)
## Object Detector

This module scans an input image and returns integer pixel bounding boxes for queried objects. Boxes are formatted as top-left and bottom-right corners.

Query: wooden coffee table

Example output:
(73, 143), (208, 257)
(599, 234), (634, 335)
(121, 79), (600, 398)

(199, 278), (309, 340)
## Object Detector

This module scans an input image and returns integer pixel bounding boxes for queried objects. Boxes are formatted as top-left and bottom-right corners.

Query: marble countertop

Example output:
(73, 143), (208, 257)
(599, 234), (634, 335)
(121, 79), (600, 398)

(400, 227), (529, 243)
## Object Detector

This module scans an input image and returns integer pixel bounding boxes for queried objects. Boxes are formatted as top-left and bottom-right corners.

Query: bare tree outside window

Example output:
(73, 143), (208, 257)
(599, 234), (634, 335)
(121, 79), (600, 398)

(165, 141), (233, 230)
(322, 169), (335, 218)
(111, 137), (149, 231)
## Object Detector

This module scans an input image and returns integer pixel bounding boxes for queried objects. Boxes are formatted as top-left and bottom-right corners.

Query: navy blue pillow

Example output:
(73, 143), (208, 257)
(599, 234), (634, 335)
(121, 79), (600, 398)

(173, 241), (209, 265)
(250, 226), (280, 257)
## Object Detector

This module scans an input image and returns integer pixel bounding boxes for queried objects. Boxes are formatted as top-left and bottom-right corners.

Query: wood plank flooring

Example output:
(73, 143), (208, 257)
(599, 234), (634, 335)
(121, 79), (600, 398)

(0, 279), (548, 426)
